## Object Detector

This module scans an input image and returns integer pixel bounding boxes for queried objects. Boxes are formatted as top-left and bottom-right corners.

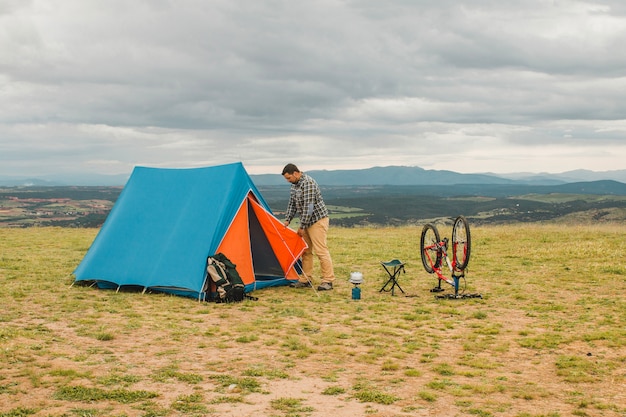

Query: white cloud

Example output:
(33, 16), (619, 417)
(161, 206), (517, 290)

(0, 0), (625, 180)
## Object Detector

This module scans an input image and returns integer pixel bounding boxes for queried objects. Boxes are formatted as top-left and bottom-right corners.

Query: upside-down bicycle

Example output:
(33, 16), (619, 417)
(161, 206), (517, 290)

(419, 215), (481, 299)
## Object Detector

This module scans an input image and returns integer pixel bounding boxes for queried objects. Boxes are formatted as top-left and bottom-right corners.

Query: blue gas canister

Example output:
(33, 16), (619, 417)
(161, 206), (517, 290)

(349, 272), (364, 300)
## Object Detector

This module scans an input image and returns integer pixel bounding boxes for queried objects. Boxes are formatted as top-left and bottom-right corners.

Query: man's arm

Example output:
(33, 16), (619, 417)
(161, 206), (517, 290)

(284, 187), (297, 225)
(299, 180), (316, 227)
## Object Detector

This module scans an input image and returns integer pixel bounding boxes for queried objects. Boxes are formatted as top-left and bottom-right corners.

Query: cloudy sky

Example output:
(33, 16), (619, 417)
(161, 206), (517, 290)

(1, 0), (625, 180)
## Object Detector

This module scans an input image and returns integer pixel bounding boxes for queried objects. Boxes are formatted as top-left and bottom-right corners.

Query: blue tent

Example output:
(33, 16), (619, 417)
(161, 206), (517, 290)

(74, 162), (307, 299)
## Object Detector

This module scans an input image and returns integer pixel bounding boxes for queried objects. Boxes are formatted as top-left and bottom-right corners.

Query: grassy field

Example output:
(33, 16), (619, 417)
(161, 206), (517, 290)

(0, 224), (625, 417)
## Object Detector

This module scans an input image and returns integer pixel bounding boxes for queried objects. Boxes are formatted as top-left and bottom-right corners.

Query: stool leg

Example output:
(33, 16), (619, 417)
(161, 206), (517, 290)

(391, 267), (405, 295)
(380, 265), (396, 293)
(380, 276), (394, 292)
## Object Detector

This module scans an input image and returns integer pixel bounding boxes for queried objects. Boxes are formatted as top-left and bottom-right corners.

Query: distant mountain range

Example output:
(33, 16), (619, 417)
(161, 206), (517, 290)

(251, 166), (626, 186)
(1, 166), (625, 187)
(0, 173), (129, 187)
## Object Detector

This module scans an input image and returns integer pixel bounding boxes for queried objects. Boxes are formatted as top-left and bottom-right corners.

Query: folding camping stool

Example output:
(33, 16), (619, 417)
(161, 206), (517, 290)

(379, 259), (406, 296)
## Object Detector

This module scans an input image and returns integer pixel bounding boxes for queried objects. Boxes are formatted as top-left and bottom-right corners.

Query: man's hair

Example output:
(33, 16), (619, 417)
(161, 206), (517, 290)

(282, 163), (300, 175)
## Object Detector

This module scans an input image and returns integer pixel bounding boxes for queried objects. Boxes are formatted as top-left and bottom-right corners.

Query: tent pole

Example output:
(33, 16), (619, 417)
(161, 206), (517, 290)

(300, 270), (320, 298)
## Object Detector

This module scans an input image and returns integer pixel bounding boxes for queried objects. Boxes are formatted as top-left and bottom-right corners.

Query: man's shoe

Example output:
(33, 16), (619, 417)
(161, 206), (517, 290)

(317, 282), (333, 291)
(290, 281), (312, 288)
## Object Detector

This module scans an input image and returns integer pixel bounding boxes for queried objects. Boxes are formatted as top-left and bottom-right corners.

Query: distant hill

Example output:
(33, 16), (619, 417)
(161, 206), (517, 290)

(0, 178), (66, 187)
(495, 169), (626, 184)
(2, 166), (626, 187)
(0, 173), (130, 187)
(252, 166), (516, 186)
(258, 180), (626, 206)
(252, 166), (626, 187)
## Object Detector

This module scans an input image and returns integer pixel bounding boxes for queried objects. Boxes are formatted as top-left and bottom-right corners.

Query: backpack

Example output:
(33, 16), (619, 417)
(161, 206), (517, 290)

(205, 253), (245, 303)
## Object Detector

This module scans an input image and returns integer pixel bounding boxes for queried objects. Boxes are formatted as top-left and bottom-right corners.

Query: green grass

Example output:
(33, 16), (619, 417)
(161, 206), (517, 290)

(0, 224), (625, 416)
(54, 386), (159, 403)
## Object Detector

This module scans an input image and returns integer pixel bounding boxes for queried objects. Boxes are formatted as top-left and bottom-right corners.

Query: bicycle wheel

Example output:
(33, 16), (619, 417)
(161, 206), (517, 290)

(451, 215), (471, 270)
(420, 223), (441, 273)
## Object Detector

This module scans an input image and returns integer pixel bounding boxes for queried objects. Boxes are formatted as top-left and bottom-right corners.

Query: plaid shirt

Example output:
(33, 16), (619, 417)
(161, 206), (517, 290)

(285, 173), (329, 228)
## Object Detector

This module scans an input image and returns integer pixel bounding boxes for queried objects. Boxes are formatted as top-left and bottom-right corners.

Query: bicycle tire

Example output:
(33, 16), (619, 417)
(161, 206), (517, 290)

(451, 215), (471, 270)
(420, 223), (442, 273)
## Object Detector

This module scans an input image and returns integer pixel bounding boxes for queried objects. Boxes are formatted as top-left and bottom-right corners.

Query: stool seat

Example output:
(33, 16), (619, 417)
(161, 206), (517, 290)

(380, 259), (406, 296)
(381, 259), (404, 268)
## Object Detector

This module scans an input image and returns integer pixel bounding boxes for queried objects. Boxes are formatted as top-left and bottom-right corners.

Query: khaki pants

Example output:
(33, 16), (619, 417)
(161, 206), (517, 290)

(300, 217), (335, 283)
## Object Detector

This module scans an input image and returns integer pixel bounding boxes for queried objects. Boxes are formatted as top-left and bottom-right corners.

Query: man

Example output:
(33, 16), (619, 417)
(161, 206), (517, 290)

(282, 163), (335, 291)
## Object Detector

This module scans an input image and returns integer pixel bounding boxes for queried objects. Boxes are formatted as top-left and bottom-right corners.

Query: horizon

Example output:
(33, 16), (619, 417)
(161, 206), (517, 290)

(2, 164), (626, 187)
(3, 164), (626, 178)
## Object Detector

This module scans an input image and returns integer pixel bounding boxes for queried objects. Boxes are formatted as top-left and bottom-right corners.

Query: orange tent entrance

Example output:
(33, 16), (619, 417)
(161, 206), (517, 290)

(216, 192), (307, 290)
